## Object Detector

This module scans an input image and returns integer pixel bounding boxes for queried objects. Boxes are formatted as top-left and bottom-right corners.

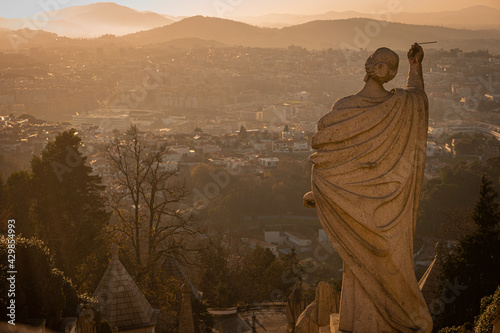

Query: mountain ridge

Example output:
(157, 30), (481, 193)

(1, 2), (500, 39)
(119, 16), (500, 52)
(1, 16), (500, 53)
(0, 2), (174, 38)
(235, 5), (500, 30)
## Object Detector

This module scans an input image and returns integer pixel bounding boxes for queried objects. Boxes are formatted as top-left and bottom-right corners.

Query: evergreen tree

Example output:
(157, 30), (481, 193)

(283, 124), (290, 133)
(238, 125), (248, 139)
(4, 171), (35, 237)
(238, 247), (280, 302)
(30, 129), (109, 280)
(283, 248), (304, 284)
(0, 237), (79, 329)
(437, 176), (500, 329)
(472, 175), (500, 231)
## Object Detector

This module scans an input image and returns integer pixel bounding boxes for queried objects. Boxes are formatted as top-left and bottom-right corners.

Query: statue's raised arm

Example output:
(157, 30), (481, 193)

(407, 43), (425, 91)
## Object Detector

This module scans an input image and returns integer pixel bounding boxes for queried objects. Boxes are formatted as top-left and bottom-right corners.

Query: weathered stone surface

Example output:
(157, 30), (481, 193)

(296, 282), (340, 333)
(304, 44), (432, 333)
(296, 301), (320, 333)
(314, 282), (340, 327)
(287, 282), (308, 333)
(330, 314), (340, 333)
(178, 280), (195, 333)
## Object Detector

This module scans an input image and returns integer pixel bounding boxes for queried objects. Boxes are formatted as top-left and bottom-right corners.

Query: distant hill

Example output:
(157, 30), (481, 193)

(1, 17), (500, 53)
(237, 6), (500, 30)
(385, 5), (500, 30)
(123, 16), (274, 47)
(121, 16), (500, 52)
(0, 2), (174, 38)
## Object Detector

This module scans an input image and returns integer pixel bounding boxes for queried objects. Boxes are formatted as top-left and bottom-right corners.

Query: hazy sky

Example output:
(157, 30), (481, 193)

(2, 0), (500, 18)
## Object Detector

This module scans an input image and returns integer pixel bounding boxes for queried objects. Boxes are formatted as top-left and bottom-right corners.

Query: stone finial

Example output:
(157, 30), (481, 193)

(179, 279), (195, 333)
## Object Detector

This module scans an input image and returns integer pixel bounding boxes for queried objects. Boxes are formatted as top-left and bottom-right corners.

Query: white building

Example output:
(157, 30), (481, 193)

(265, 230), (287, 245)
(285, 231), (312, 253)
(246, 238), (279, 257)
(292, 141), (310, 153)
(259, 157), (279, 168)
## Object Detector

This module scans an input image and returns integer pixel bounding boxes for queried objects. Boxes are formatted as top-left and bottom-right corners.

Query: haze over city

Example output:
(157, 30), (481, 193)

(1, 0), (499, 332)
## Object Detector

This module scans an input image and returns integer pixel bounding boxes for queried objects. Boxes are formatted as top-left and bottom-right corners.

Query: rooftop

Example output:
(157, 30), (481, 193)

(93, 246), (158, 329)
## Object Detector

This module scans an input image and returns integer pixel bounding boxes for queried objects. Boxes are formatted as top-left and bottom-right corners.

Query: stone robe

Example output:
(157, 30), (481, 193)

(310, 88), (432, 332)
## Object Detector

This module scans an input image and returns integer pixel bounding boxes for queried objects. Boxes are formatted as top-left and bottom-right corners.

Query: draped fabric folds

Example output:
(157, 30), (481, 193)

(310, 88), (432, 332)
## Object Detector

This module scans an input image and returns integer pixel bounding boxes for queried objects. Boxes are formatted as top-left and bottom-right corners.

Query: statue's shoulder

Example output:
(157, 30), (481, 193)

(331, 95), (358, 111)
(318, 95), (358, 130)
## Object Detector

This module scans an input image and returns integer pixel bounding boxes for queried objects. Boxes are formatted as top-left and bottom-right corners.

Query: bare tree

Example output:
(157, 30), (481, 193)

(107, 125), (199, 276)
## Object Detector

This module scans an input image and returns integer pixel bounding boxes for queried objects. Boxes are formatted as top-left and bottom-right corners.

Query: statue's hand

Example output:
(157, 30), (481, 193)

(303, 191), (316, 208)
(408, 43), (424, 65)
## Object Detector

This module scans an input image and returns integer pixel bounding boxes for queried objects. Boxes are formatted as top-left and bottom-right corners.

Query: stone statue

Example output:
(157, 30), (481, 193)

(304, 44), (432, 332)
(295, 282), (340, 333)
(287, 281), (308, 333)
(77, 305), (97, 333)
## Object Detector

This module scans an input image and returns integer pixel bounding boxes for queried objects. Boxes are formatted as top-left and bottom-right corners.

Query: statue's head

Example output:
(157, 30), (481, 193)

(364, 47), (399, 84)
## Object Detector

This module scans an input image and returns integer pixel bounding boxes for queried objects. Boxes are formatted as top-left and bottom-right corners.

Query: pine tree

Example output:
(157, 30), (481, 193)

(4, 171), (35, 237)
(31, 129), (109, 280)
(437, 176), (500, 329)
(472, 175), (500, 231)
(239, 125), (248, 139)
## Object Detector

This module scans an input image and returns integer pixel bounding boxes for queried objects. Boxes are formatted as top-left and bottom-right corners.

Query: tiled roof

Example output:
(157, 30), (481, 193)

(93, 247), (155, 329)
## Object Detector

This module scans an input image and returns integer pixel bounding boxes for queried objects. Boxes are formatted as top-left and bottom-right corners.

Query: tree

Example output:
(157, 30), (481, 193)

(436, 176), (500, 329)
(137, 270), (180, 322)
(192, 297), (215, 332)
(3, 171), (35, 237)
(238, 247), (280, 302)
(283, 124), (290, 133)
(472, 176), (500, 231)
(417, 159), (500, 236)
(30, 129), (109, 280)
(473, 286), (500, 333)
(283, 248), (304, 284)
(0, 237), (79, 329)
(197, 244), (235, 308)
(107, 125), (199, 277)
(238, 125), (247, 139)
